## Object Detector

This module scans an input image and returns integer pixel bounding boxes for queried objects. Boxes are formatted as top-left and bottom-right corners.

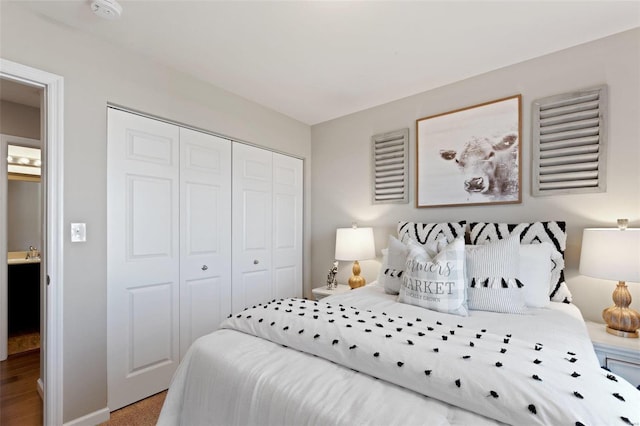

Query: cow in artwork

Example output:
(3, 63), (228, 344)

(439, 133), (519, 199)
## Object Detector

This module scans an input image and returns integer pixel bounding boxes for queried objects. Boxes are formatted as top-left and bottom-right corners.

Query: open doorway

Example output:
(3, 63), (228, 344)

(0, 59), (64, 426)
(0, 77), (44, 425)
(6, 141), (43, 355)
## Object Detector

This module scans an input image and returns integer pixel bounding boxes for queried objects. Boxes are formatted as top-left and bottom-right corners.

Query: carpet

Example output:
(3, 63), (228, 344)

(7, 332), (40, 355)
(100, 391), (167, 426)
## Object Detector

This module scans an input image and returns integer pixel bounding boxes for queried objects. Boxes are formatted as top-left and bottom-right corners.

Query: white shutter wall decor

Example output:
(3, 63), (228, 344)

(532, 85), (607, 196)
(371, 128), (409, 204)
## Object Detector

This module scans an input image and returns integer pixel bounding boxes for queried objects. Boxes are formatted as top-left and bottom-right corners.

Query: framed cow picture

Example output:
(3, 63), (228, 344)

(416, 95), (522, 208)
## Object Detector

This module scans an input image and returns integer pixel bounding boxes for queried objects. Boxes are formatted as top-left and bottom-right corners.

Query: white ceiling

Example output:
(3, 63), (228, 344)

(11, 1), (640, 125)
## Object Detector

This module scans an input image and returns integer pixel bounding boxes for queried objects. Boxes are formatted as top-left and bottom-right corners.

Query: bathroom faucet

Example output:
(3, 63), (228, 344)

(26, 246), (39, 259)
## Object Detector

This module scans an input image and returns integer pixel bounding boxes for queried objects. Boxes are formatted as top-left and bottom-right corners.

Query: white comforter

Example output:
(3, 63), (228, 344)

(158, 285), (639, 426)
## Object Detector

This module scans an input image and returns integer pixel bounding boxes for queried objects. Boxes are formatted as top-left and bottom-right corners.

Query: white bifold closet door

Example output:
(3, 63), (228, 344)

(178, 127), (231, 358)
(107, 109), (231, 410)
(272, 152), (304, 300)
(232, 144), (303, 312)
(108, 108), (302, 410)
(232, 144), (272, 312)
(107, 109), (181, 411)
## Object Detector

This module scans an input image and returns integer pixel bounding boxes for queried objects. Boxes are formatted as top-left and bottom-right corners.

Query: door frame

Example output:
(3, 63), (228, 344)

(0, 58), (64, 426)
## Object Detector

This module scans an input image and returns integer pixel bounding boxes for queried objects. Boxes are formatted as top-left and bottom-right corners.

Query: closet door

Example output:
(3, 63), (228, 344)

(272, 153), (303, 299)
(179, 128), (231, 358)
(107, 109), (180, 410)
(232, 144), (273, 312)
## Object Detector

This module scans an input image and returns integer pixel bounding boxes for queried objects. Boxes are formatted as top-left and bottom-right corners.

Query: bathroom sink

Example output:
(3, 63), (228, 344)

(8, 251), (41, 265)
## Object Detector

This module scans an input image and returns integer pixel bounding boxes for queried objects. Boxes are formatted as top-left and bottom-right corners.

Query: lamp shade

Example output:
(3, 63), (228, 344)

(579, 228), (640, 283)
(335, 227), (375, 261)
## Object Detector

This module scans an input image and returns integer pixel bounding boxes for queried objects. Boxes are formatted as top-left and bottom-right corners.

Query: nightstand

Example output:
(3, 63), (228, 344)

(311, 284), (351, 300)
(585, 321), (640, 387)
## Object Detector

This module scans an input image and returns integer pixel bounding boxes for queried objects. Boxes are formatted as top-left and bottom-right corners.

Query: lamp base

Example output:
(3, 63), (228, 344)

(602, 281), (640, 339)
(348, 275), (366, 289)
(605, 326), (639, 338)
(348, 260), (366, 289)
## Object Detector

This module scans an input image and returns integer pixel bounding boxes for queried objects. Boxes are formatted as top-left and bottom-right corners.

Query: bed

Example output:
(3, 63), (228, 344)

(158, 221), (640, 425)
(158, 285), (639, 425)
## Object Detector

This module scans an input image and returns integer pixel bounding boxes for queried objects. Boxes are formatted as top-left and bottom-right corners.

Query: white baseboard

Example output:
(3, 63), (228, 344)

(37, 378), (44, 400)
(63, 407), (109, 426)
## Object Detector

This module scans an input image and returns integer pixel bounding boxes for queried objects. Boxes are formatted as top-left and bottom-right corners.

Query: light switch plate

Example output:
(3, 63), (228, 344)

(71, 223), (87, 242)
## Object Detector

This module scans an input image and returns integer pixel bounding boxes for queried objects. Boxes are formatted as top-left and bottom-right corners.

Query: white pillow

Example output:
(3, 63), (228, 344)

(375, 248), (389, 286)
(519, 243), (552, 308)
(379, 236), (446, 295)
(466, 235), (527, 314)
(469, 221), (570, 303)
(381, 236), (410, 295)
(399, 237), (468, 316)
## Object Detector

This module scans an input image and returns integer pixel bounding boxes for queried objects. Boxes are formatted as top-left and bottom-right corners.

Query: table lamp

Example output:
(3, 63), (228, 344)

(579, 219), (640, 338)
(335, 224), (375, 289)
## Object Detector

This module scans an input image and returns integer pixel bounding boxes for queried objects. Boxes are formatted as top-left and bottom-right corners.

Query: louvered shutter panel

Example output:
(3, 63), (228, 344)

(371, 128), (409, 204)
(532, 85), (607, 196)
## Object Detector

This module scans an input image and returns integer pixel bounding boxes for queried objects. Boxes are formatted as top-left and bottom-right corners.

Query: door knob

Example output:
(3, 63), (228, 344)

(253, 260), (259, 265)
(201, 265), (208, 271)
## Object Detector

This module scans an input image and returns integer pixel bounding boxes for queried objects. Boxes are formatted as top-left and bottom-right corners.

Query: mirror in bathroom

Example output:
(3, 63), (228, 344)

(7, 144), (41, 182)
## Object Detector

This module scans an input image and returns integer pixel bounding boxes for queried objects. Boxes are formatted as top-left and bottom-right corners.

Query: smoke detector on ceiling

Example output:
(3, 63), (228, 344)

(90, 0), (123, 20)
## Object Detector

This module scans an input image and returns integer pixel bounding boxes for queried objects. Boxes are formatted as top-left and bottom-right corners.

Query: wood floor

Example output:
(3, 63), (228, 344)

(0, 349), (42, 426)
(1, 349), (166, 425)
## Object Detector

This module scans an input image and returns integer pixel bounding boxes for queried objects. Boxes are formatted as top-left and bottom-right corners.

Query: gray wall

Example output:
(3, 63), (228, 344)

(0, 100), (40, 140)
(1, 3), (311, 423)
(311, 29), (640, 324)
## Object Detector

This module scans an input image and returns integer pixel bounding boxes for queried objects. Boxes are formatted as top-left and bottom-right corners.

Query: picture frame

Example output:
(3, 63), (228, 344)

(415, 95), (522, 208)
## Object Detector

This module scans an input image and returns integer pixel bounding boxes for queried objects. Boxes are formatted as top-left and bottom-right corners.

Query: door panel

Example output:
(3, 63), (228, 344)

(274, 266), (297, 301)
(107, 108), (180, 410)
(128, 282), (173, 373)
(185, 183), (220, 255)
(274, 193), (296, 249)
(128, 175), (174, 258)
(240, 270), (272, 309)
(182, 276), (223, 349)
(243, 190), (270, 250)
(232, 144), (273, 312)
(179, 128), (231, 358)
(127, 130), (173, 165)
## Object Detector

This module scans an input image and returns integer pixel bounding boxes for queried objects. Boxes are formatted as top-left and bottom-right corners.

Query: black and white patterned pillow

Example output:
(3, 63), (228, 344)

(397, 221), (466, 246)
(469, 221), (571, 303)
